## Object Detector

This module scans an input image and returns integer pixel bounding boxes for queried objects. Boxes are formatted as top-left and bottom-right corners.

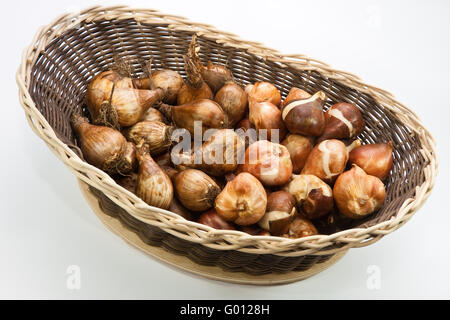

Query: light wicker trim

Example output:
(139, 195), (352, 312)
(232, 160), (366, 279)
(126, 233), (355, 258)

(16, 5), (438, 257)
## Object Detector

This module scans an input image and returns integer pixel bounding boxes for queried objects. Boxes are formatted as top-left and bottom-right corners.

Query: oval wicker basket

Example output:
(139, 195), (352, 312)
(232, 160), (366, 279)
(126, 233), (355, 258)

(17, 6), (438, 278)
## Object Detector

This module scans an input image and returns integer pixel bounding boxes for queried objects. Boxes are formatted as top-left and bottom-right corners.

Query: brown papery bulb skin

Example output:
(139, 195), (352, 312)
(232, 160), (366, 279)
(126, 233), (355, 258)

(86, 70), (133, 111)
(301, 139), (349, 184)
(177, 81), (214, 106)
(201, 61), (234, 93)
(240, 140), (293, 187)
(184, 35), (233, 94)
(152, 69), (184, 104)
(248, 82), (282, 107)
(334, 165), (386, 219)
(317, 102), (365, 143)
(177, 52), (214, 105)
(126, 121), (174, 156)
(281, 134), (314, 174)
(258, 191), (296, 235)
(282, 91), (327, 137)
(349, 142), (394, 180)
(267, 191), (296, 214)
(286, 217), (318, 239)
(86, 69), (164, 127)
(174, 129), (246, 177)
(71, 115), (131, 175)
(214, 172), (267, 226)
(160, 99), (225, 136)
(139, 107), (166, 123)
(122, 142), (138, 172)
(112, 88), (164, 127)
(174, 169), (221, 212)
(281, 87), (311, 109)
(136, 147), (174, 210)
(197, 209), (236, 230)
(134, 70), (184, 105)
(284, 174), (334, 220)
(215, 82), (248, 127)
(249, 101), (287, 141)
(235, 118), (254, 132)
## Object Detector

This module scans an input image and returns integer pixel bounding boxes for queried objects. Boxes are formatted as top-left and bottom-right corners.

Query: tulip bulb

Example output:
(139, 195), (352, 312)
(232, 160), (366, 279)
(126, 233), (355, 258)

(177, 51), (213, 105)
(333, 165), (386, 219)
(240, 140), (293, 186)
(134, 69), (184, 105)
(215, 82), (248, 127)
(185, 35), (233, 94)
(281, 87), (311, 109)
(158, 99), (226, 136)
(215, 173), (267, 226)
(71, 114), (134, 175)
(139, 107), (166, 123)
(248, 81), (282, 107)
(126, 121), (174, 156)
(258, 191), (296, 235)
(286, 217), (318, 239)
(173, 129), (245, 177)
(301, 139), (349, 184)
(177, 81), (214, 106)
(174, 169), (221, 212)
(281, 134), (314, 174)
(284, 174), (334, 220)
(86, 70), (164, 127)
(86, 70), (133, 109)
(201, 61), (234, 94)
(197, 209), (236, 230)
(152, 69), (184, 104)
(249, 101), (287, 141)
(317, 102), (365, 142)
(235, 118), (253, 132)
(349, 142), (393, 180)
(136, 146), (174, 210)
(282, 91), (327, 137)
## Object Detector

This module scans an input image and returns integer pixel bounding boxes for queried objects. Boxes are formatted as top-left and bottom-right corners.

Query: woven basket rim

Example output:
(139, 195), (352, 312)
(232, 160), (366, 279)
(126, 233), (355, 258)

(16, 5), (438, 256)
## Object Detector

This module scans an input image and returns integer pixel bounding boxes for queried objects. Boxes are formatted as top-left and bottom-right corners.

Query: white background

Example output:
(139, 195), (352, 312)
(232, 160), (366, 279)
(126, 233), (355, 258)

(1, 0), (449, 299)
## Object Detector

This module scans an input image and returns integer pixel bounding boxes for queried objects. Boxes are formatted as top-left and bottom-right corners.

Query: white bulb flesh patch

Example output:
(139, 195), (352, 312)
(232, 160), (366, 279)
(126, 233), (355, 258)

(282, 94), (318, 121)
(328, 108), (354, 136)
(258, 210), (290, 230)
(318, 141), (338, 180)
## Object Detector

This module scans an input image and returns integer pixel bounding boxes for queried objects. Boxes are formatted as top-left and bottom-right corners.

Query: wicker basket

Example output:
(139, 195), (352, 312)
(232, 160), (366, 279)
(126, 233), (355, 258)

(17, 6), (438, 278)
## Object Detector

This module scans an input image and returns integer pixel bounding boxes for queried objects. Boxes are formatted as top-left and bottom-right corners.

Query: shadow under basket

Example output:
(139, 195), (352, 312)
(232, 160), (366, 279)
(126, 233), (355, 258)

(17, 6), (438, 282)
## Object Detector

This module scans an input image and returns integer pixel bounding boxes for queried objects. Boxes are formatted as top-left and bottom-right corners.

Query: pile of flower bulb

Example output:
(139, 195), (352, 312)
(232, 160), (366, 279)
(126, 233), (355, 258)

(72, 35), (394, 238)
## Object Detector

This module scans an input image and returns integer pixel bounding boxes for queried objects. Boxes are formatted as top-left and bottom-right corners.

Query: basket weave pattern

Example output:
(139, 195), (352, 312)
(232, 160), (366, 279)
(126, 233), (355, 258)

(17, 6), (437, 271)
